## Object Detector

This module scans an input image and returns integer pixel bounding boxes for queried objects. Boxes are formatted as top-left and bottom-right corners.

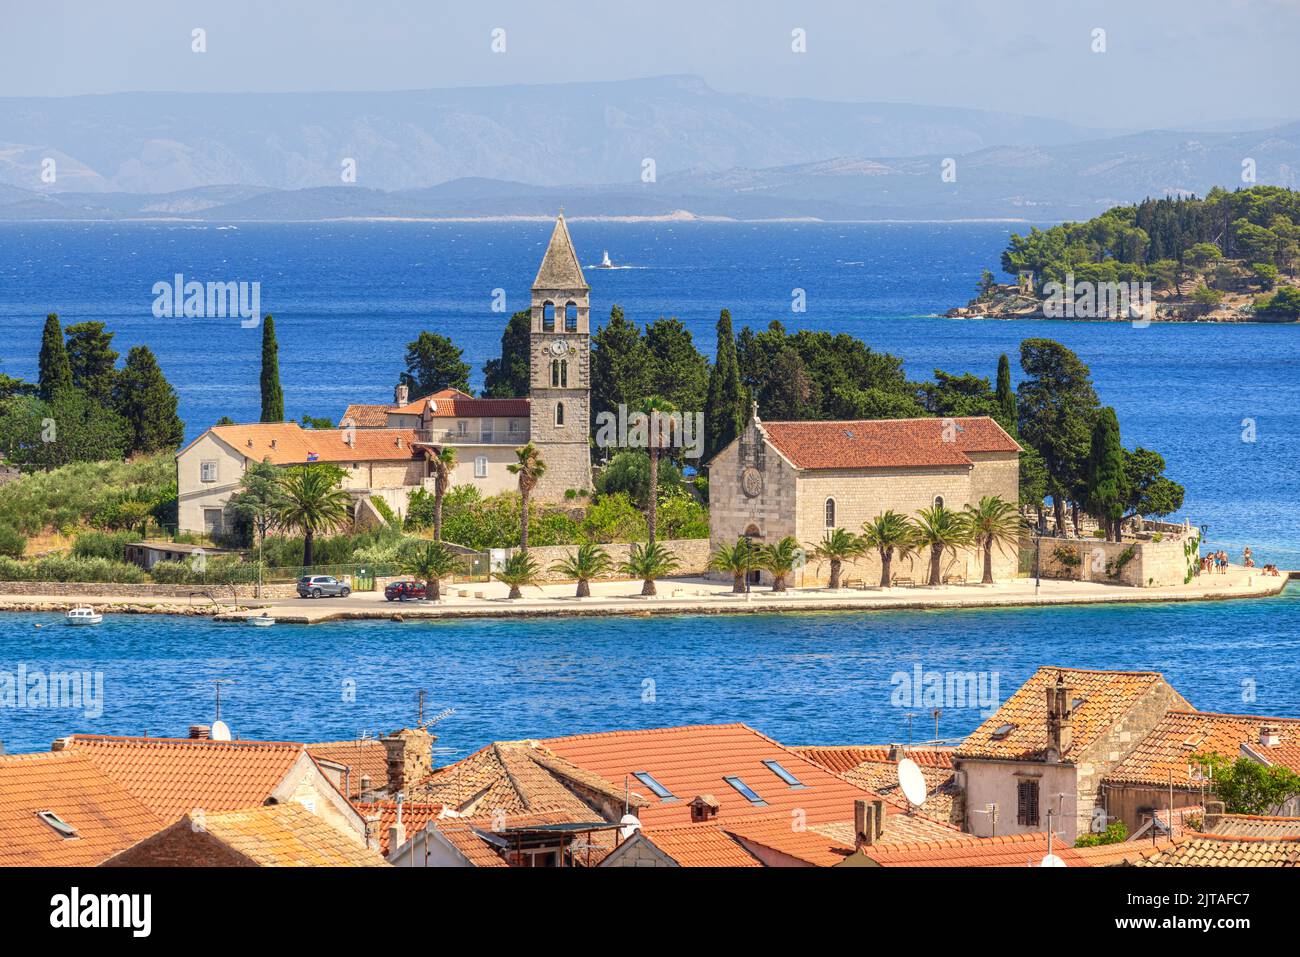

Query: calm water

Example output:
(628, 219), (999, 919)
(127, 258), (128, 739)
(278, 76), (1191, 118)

(1, 222), (1298, 754)
(1, 588), (1298, 756)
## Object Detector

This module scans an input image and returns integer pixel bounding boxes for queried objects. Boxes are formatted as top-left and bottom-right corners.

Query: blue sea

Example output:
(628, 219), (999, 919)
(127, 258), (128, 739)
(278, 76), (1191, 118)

(1, 221), (1298, 755)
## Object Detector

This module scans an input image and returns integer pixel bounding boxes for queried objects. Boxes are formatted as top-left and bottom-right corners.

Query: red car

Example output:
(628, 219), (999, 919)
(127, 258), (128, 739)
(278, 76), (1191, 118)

(384, 581), (427, 601)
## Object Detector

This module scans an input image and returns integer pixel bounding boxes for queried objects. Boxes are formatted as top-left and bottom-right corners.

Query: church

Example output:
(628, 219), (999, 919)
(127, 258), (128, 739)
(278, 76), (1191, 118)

(175, 215), (593, 534)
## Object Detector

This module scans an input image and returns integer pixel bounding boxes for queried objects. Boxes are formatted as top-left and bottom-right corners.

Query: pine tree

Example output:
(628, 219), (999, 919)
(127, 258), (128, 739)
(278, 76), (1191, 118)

(1086, 406), (1126, 542)
(704, 308), (745, 461)
(260, 315), (284, 422)
(117, 345), (186, 455)
(401, 331), (471, 398)
(65, 321), (120, 405)
(995, 353), (1017, 434)
(590, 305), (652, 430)
(37, 313), (72, 401)
(482, 309), (532, 398)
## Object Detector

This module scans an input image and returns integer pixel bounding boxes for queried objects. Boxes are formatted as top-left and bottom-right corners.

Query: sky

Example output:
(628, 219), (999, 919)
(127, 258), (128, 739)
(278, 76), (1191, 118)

(0, 0), (1293, 129)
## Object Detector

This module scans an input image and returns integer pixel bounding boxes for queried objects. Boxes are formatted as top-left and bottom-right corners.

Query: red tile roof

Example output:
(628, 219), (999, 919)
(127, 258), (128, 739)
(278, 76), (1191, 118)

(306, 740), (388, 797)
(1134, 833), (1300, 867)
(341, 404), (395, 428)
(541, 723), (887, 829)
(1208, 815), (1300, 839)
(859, 831), (1158, 867)
(760, 416), (1019, 471)
(956, 667), (1177, 762)
(63, 735), (310, 821)
(354, 801), (448, 855)
(0, 751), (167, 866)
(792, 745), (955, 774)
(1105, 711), (1300, 788)
(195, 422), (422, 465)
(393, 388), (529, 419)
(633, 823), (762, 867)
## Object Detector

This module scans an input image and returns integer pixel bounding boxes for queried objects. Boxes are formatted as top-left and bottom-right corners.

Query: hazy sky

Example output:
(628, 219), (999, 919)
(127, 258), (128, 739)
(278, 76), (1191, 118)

(0, 0), (1292, 129)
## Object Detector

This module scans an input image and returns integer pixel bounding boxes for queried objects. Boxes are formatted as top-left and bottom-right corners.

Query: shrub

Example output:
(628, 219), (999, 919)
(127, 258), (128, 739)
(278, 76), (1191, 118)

(656, 489), (709, 539)
(0, 524), (25, 559)
(582, 492), (648, 543)
(72, 530), (135, 562)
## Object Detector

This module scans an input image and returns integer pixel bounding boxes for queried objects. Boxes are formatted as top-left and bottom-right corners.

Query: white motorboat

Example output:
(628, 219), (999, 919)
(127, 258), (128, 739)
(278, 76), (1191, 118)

(248, 613), (276, 627)
(65, 607), (103, 626)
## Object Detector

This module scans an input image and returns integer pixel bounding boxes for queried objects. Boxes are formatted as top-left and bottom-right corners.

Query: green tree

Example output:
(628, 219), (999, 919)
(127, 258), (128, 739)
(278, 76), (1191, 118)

(37, 313), (72, 401)
(226, 459), (283, 558)
(1017, 339), (1100, 536)
(401, 331), (471, 398)
(921, 370), (998, 419)
(116, 346), (185, 455)
(550, 542), (613, 598)
(704, 309), (745, 462)
(0, 392), (128, 469)
(708, 537), (758, 594)
(495, 550), (541, 600)
(260, 315), (284, 422)
(482, 309), (532, 398)
(619, 540), (680, 596)
(591, 305), (652, 432)
(637, 396), (676, 544)
(644, 317), (709, 416)
(400, 540), (462, 601)
(275, 464), (352, 568)
(507, 442), (546, 553)
(594, 450), (683, 506)
(1085, 407), (1126, 541)
(759, 535), (803, 593)
(1122, 448), (1185, 523)
(809, 528), (866, 590)
(426, 446), (457, 542)
(1197, 752), (1300, 815)
(995, 354), (1017, 433)
(861, 510), (918, 588)
(963, 496), (1022, 584)
(64, 321), (119, 405)
(911, 504), (973, 586)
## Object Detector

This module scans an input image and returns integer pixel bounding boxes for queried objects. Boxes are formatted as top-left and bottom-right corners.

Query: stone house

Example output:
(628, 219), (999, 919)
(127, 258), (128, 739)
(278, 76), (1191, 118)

(708, 410), (1021, 586)
(955, 667), (1192, 843)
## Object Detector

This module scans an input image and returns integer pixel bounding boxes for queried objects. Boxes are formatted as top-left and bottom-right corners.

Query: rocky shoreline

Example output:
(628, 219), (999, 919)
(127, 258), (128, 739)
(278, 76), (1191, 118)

(945, 286), (1291, 324)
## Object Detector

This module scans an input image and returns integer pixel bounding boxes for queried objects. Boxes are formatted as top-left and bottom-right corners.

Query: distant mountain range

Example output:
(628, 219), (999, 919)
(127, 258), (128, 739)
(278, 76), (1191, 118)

(1, 75), (1296, 221)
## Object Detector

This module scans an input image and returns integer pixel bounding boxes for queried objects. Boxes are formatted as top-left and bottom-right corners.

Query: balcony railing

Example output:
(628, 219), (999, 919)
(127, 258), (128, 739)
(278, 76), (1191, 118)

(414, 429), (530, 446)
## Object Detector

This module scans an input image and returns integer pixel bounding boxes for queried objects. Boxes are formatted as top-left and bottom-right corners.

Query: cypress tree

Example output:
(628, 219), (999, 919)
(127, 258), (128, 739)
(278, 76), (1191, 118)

(117, 345), (185, 455)
(995, 353), (1017, 434)
(1086, 406), (1126, 542)
(65, 320), (120, 405)
(260, 314), (285, 422)
(37, 313), (72, 401)
(704, 309), (745, 461)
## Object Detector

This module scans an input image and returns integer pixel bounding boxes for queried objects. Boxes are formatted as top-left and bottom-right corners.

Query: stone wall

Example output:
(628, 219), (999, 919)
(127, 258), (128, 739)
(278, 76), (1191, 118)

(1037, 534), (1195, 588)
(513, 538), (711, 583)
(0, 580), (299, 599)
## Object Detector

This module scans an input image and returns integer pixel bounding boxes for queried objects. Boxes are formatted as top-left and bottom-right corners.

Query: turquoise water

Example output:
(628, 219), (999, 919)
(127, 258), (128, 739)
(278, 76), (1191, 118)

(1, 586), (1297, 756)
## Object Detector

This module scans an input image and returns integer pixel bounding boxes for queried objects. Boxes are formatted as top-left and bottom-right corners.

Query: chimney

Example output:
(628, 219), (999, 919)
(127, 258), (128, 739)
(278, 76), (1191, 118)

(395, 383), (409, 407)
(270, 438), (277, 450)
(854, 799), (879, 848)
(873, 798), (885, 840)
(360, 774), (372, 795)
(382, 727), (435, 799)
(388, 794), (407, 854)
(1204, 799), (1225, 833)
(887, 743), (906, 762)
(396, 436), (403, 449)
(189, 725), (211, 740)
(1260, 725), (1281, 747)
(1045, 672), (1074, 755)
(689, 794), (720, 823)
(363, 813), (382, 852)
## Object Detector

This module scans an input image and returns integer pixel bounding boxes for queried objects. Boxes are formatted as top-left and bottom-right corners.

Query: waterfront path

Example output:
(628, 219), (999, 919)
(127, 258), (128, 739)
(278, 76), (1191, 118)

(2, 565), (1288, 624)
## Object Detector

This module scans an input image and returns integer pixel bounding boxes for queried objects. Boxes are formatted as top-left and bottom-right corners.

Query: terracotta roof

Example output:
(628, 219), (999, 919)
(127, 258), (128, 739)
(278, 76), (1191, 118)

(542, 723), (888, 829)
(760, 416), (1019, 471)
(859, 831), (1159, 867)
(792, 745), (954, 774)
(956, 667), (1175, 762)
(533, 214), (589, 290)
(726, 814), (857, 866)
(1246, 741), (1300, 774)
(354, 801), (447, 855)
(1207, 815), (1300, 839)
(1134, 833), (1300, 867)
(306, 740), (388, 797)
(841, 760), (962, 827)
(392, 388), (530, 419)
(63, 735), (309, 821)
(0, 751), (166, 866)
(812, 810), (962, 847)
(199, 422), (422, 465)
(341, 404), (395, 428)
(438, 826), (509, 867)
(1105, 711), (1300, 788)
(110, 804), (390, 867)
(635, 824), (762, 867)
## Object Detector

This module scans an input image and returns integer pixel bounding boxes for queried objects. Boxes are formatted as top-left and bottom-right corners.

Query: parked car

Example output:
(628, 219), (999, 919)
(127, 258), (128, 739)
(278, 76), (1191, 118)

(384, 580), (427, 602)
(297, 575), (351, 599)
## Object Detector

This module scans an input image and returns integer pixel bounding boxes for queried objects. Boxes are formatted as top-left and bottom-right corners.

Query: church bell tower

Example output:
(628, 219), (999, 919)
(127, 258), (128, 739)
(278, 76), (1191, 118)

(528, 213), (592, 497)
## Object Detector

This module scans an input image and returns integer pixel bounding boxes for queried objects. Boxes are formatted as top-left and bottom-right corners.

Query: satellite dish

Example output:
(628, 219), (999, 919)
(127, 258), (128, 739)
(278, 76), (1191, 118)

(210, 719), (232, 741)
(618, 813), (642, 840)
(896, 757), (927, 808)
(1040, 853), (1067, 867)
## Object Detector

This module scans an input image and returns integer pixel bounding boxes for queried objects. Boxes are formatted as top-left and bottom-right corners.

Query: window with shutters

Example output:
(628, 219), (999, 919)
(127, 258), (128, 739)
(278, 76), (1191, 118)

(1017, 779), (1040, 826)
(474, 456), (488, 478)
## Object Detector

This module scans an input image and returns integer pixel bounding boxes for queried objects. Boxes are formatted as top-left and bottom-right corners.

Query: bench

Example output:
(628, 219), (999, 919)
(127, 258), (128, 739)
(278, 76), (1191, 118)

(891, 576), (915, 587)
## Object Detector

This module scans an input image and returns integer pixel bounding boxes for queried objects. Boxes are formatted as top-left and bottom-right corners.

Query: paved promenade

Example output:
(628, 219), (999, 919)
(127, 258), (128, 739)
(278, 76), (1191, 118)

(2, 565), (1288, 624)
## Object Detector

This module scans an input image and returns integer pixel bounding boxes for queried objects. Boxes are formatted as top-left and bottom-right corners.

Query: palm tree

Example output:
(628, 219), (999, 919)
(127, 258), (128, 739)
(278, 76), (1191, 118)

(495, 551), (541, 600)
(507, 442), (547, 553)
(427, 446), (457, 541)
(637, 396), (676, 544)
(964, 495), (1023, 585)
(912, 504), (974, 586)
(861, 510), (918, 588)
(400, 540), (462, 601)
(809, 528), (865, 590)
(550, 542), (613, 598)
(708, 537), (758, 594)
(276, 465), (352, 568)
(759, 536), (803, 593)
(620, 541), (680, 596)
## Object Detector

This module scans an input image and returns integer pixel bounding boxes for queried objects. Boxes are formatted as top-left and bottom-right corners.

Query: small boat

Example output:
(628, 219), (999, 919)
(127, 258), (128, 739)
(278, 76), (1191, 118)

(65, 607), (103, 626)
(248, 613), (276, 627)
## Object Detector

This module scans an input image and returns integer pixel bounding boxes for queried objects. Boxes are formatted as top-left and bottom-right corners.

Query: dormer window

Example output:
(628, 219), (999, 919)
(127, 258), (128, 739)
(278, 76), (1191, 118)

(723, 776), (768, 806)
(990, 723), (1016, 740)
(632, 771), (676, 801)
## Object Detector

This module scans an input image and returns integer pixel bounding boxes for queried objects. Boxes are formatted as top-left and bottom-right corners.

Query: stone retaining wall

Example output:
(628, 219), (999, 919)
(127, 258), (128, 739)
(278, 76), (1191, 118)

(0, 581), (300, 599)
(1037, 534), (1195, 588)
